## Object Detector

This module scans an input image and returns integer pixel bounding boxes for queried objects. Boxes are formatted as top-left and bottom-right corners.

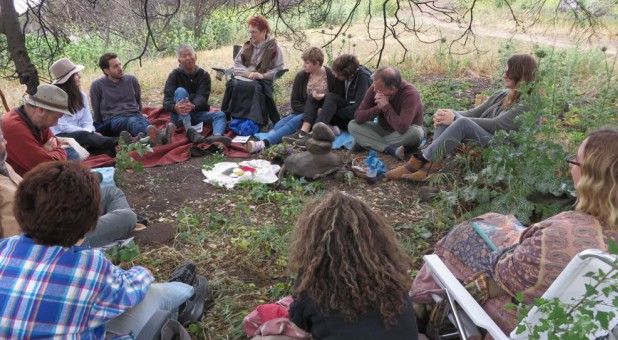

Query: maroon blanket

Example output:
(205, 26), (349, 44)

(83, 107), (250, 169)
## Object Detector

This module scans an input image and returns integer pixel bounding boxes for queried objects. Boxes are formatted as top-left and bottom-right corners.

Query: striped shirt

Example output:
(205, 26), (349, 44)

(0, 234), (154, 339)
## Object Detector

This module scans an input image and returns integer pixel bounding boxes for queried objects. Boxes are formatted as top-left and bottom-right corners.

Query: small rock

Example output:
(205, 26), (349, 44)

(311, 122), (335, 142)
(418, 186), (440, 203)
(306, 139), (332, 154)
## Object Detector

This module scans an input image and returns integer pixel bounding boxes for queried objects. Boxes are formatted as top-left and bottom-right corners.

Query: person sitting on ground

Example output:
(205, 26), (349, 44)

(50, 57), (125, 157)
(247, 46), (341, 153)
(0, 89), (138, 247)
(387, 53), (537, 181)
(289, 190), (419, 339)
(0, 161), (208, 338)
(163, 44), (230, 146)
(221, 15), (285, 130)
(90, 52), (174, 146)
(283, 54), (371, 147)
(411, 127), (618, 335)
(348, 66), (425, 160)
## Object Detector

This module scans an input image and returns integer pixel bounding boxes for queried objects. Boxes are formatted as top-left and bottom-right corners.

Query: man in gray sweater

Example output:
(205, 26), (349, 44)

(90, 53), (151, 138)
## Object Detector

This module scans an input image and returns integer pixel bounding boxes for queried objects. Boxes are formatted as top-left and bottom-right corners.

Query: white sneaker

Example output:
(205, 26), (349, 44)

(247, 140), (265, 154)
(330, 125), (341, 136)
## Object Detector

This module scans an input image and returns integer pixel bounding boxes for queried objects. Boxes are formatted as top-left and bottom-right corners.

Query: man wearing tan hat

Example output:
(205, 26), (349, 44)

(0, 92), (138, 246)
(1, 84), (72, 176)
(50, 58), (122, 156)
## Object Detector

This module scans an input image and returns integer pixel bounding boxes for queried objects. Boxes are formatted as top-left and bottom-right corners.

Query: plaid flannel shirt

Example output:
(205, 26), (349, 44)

(0, 234), (154, 339)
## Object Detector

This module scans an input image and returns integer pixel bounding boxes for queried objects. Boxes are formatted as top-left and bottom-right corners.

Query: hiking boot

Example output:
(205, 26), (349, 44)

(147, 125), (162, 147)
(178, 276), (209, 326)
(169, 261), (197, 286)
(204, 135), (232, 147)
(384, 145), (405, 161)
(401, 162), (443, 182)
(163, 123), (176, 145)
(386, 156), (427, 180)
(119, 130), (133, 145)
(186, 128), (204, 144)
(247, 140), (265, 154)
(294, 133), (312, 148)
(282, 130), (305, 144)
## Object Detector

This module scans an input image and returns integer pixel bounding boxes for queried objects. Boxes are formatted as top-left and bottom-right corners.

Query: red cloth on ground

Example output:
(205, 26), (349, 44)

(83, 107), (250, 169)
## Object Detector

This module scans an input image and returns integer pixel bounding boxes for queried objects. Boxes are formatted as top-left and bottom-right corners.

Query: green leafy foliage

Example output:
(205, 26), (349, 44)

(114, 139), (153, 187)
(105, 241), (141, 264)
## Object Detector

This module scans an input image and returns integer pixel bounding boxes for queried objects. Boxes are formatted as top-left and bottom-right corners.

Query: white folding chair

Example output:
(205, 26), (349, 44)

(423, 248), (618, 340)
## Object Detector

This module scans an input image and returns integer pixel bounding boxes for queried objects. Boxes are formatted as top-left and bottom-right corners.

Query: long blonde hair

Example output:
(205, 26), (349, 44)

(575, 128), (618, 229)
(502, 54), (537, 109)
(289, 191), (411, 326)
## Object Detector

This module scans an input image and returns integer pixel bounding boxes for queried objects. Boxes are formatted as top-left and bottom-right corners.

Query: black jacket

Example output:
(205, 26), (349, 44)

(163, 66), (211, 113)
(289, 66), (342, 113)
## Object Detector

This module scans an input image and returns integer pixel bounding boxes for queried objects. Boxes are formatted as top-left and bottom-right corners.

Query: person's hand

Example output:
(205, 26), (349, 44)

(375, 93), (390, 110)
(312, 92), (325, 101)
(434, 109), (455, 127)
(43, 138), (58, 151)
(248, 72), (264, 80)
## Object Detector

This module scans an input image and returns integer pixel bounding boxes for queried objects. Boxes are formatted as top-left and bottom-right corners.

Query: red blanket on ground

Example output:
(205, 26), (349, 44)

(83, 107), (250, 168)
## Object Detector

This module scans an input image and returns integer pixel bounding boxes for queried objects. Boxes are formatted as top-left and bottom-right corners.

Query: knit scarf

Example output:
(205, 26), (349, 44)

(240, 38), (278, 74)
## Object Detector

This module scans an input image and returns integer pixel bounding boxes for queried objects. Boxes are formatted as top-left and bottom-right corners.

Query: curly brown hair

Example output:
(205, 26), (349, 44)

(14, 161), (101, 247)
(289, 191), (412, 326)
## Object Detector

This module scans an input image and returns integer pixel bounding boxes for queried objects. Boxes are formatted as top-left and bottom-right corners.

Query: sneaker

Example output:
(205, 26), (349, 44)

(163, 123), (176, 145)
(401, 162), (443, 182)
(247, 140), (265, 154)
(330, 125), (341, 136)
(147, 125), (161, 147)
(204, 135), (232, 147)
(178, 276), (209, 326)
(294, 133), (312, 148)
(119, 130), (132, 145)
(282, 130), (304, 144)
(169, 261), (197, 286)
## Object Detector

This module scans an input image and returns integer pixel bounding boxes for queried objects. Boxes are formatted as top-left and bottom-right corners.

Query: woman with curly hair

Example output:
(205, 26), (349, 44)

(411, 127), (618, 335)
(388, 53), (538, 182)
(289, 191), (419, 339)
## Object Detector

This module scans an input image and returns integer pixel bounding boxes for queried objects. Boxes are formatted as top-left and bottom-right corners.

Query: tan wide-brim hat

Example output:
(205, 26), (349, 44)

(51, 58), (85, 85)
(24, 84), (73, 117)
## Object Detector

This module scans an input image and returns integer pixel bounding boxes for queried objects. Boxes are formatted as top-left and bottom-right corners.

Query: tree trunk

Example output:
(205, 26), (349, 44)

(0, 0), (39, 94)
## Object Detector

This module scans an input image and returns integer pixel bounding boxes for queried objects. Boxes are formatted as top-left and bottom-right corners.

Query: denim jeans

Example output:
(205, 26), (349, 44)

(263, 113), (303, 145)
(109, 115), (150, 136)
(106, 282), (194, 337)
(64, 147), (80, 160)
(423, 116), (493, 162)
(173, 87), (227, 135)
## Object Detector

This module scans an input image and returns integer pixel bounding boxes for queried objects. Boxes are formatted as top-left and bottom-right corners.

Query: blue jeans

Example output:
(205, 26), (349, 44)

(173, 88), (227, 135)
(263, 113), (303, 145)
(109, 115), (150, 136)
(64, 147), (80, 160)
(106, 282), (193, 337)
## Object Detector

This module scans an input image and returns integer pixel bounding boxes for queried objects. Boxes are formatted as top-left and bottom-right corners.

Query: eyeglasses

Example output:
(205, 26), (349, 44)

(566, 154), (581, 167)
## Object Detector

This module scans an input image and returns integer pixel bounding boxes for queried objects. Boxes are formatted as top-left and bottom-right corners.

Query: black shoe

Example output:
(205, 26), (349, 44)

(186, 128), (204, 144)
(282, 130), (304, 144)
(293, 133), (312, 148)
(169, 261), (197, 285)
(204, 135), (232, 147)
(177, 276), (209, 326)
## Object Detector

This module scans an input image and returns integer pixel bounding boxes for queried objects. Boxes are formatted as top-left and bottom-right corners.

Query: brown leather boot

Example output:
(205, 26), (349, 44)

(386, 156), (427, 180)
(401, 161), (443, 182)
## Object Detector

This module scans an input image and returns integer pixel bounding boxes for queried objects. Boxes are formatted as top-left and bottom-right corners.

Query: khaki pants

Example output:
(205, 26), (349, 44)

(348, 120), (424, 152)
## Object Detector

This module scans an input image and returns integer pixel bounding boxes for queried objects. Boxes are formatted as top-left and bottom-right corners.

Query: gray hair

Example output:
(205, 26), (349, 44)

(177, 44), (195, 58)
(372, 67), (402, 89)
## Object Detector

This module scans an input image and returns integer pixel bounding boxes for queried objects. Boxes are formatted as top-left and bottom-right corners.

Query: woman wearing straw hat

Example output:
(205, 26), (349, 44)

(50, 58), (127, 156)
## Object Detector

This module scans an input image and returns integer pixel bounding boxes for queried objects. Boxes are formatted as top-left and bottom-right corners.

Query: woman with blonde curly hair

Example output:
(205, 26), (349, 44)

(411, 127), (618, 335)
(289, 191), (419, 339)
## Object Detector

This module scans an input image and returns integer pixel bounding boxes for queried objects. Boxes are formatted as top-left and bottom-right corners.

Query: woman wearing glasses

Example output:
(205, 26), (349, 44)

(411, 128), (618, 335)
(388, 54), (538, 182)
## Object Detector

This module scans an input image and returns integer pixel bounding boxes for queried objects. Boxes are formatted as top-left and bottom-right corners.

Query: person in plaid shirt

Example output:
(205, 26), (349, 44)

(0, 161), (196, 338)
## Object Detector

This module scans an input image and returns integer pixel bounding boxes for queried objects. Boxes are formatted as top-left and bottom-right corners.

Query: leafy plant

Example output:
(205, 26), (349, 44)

(262, 142), (295, 164)
(202, 150), (226, 171)
(105, 241), (141, 264)
(114, 139), (153, 187)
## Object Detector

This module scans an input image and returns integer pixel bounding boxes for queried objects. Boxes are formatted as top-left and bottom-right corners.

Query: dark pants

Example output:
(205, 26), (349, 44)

(303, 93), (352, 130)
(221, 78), (280, 126)
(57, 131), (118, 157)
